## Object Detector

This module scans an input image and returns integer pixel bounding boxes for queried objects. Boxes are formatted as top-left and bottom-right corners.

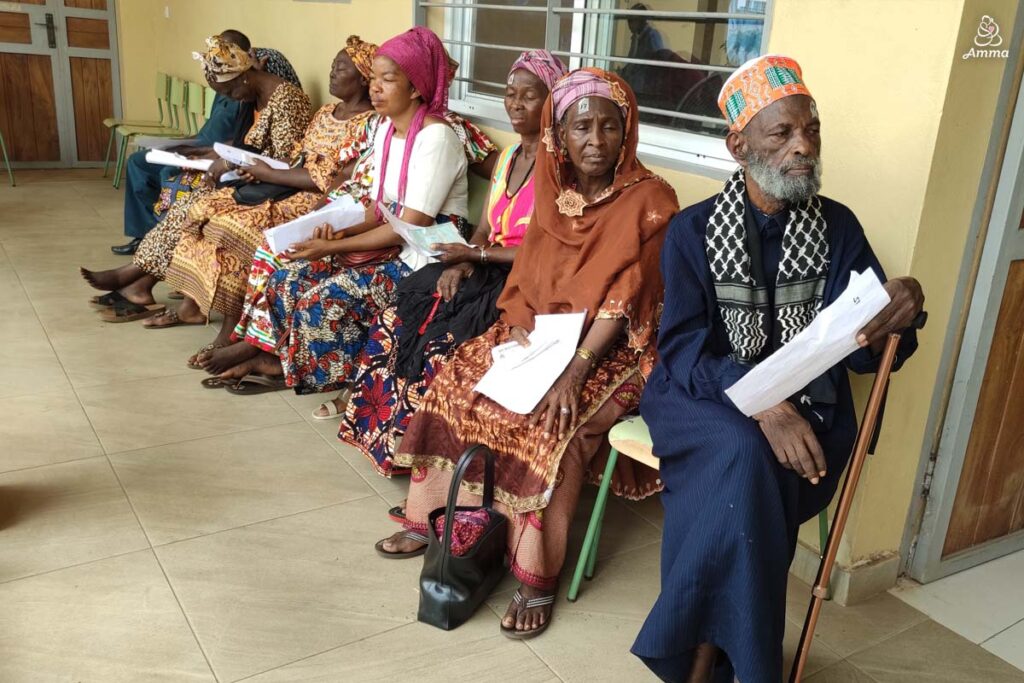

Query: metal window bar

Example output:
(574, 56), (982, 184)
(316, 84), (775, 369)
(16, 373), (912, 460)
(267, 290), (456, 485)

(418, 0), (771, 129)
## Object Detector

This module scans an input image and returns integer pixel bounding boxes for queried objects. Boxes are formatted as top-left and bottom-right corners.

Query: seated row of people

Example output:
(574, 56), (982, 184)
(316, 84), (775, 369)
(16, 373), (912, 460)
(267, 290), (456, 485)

(80, 27), (925, 680)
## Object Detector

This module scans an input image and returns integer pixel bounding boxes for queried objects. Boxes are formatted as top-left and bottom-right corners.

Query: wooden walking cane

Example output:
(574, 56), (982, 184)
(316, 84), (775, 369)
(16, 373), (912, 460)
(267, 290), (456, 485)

(789, 311), (927, 682)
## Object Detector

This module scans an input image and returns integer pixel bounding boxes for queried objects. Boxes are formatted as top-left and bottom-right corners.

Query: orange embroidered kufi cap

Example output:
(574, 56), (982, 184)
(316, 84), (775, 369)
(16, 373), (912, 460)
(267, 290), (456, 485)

(717, 54), (812, 131)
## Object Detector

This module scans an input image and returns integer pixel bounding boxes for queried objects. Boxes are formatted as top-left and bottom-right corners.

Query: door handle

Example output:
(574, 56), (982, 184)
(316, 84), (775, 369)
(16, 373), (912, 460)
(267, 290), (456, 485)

(33, 13), (57, 49)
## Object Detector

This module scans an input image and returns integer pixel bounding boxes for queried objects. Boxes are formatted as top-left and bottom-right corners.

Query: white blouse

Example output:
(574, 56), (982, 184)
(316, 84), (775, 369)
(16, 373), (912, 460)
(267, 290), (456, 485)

(371, 120), (469, 269)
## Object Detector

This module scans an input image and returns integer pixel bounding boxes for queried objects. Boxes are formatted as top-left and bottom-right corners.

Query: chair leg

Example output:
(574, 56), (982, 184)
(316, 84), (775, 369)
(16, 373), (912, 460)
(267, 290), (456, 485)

(585, 469), (613, 579)
(102, 128), (116, 178)
(567, 448), (619, 602)
(113, 135), (129, 190)
(0, 132), (14, 188)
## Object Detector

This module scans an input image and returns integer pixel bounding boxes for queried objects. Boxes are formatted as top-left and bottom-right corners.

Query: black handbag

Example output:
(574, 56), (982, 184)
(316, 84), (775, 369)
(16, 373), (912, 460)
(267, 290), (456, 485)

(418, 444), (508, 630)
(232, 181), (300, 206)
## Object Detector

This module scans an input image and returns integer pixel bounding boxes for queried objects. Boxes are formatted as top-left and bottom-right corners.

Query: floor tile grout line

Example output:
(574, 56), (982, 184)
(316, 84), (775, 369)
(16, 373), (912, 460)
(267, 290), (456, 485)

(147, 494), (379, 551)
(982, 614), (1024, 644)
(94, 453), (221, 681)
(148, 547), (223, 683)
(98, 418), (306, 458)
(0, 546), (151, 587)
(228, 621), (416, 682)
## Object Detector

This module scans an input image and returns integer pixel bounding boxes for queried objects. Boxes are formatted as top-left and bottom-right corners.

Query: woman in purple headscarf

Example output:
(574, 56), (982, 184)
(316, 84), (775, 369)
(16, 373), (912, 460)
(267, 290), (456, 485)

(336, 50), (567, 478)
(242, 27), (472, 396)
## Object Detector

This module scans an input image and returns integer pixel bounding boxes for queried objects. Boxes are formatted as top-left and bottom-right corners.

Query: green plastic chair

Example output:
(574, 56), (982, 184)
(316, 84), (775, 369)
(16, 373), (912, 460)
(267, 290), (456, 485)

(185, 81), (205, 135)
(566, 415), (832, 602)
(204, 85), (217, 121)
(102, 72), (180, 178)
(110, 76), (190, 189)
(0, 127), (14, 187)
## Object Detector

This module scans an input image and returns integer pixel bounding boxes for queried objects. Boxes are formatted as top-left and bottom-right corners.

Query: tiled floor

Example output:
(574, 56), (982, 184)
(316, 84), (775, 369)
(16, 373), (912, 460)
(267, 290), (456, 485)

(892, 549), (1024, 671)
(1, 169), (1021, 682)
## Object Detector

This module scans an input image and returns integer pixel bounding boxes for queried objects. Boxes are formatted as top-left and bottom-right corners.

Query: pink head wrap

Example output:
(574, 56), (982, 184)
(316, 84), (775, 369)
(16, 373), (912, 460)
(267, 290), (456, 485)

(551, 69), (626, 121)
(374, 27), (451, 218)
(508, 50), (567, 91)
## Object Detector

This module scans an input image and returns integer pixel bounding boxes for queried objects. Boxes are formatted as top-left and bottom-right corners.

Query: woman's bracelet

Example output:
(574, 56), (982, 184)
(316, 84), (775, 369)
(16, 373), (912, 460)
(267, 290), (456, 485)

(480, 247), (489, 264)
(574, 346), (597, 368)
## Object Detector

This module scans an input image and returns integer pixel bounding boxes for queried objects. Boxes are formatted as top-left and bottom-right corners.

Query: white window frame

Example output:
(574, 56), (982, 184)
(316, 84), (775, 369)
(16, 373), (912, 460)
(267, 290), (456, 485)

(415, 0), (774, 175)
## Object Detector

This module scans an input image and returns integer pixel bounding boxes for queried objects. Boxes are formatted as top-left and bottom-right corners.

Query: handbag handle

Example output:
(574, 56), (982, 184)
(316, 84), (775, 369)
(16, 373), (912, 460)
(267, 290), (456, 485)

(440, 444), (496, 557)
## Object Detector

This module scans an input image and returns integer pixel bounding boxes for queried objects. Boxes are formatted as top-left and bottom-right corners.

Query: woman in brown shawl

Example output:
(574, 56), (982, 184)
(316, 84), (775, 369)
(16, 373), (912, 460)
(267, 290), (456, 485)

(375, 68), (678, 639)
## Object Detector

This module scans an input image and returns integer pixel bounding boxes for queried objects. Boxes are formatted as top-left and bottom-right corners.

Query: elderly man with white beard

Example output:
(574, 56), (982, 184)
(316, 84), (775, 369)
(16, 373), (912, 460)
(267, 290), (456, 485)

(631, 55), (925, 683)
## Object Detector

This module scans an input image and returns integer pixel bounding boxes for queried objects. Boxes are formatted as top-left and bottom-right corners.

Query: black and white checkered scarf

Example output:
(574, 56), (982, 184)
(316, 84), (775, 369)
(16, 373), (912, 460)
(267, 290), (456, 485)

(705, 168), (829, 363)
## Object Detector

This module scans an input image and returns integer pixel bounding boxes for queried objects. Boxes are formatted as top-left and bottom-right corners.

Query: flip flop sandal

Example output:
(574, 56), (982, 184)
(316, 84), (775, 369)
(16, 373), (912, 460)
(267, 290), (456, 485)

(311, 389), (351, 420)
(144, 308), (204, 330)
(99, 300), (166, 323)
(200, 376), (238, 389)
(387, 505), (407, 524)
(224, 373), (286, 395)
(187, 342), (225, 370)
(500, 589), (556, 640)
(374, 530), (428, 559)
(89, 291), (128, 308)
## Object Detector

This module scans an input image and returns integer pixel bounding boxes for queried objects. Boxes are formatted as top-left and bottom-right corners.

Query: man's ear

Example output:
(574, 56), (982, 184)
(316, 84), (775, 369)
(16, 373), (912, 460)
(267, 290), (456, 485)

(726, 130), (749, 168)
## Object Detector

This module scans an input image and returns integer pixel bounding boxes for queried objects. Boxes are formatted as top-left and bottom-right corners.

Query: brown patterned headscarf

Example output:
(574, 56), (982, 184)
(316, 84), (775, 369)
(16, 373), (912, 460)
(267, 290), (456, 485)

(343, 35), (377, 80)
(497, 68), (679, 372)
(192, 36), (256, 83)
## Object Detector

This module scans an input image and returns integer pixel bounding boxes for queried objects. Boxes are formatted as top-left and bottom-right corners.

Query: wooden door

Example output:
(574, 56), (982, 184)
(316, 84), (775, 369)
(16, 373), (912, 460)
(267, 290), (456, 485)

(908, 67), (1024, 583)
(0, 0), (119, 167)
(942, 224), (1024, 556)
(0, 2), (61, 162)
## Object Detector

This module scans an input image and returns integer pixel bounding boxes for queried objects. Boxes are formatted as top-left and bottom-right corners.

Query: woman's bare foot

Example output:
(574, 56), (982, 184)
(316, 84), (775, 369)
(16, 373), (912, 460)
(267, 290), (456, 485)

(378, 529), (427, 554)
(143, 296), (205, 328)
(502, 584), (556, 636)
(216, 351), (282, 381)
(199, 341), (259, 375)
(80, 264), (145, 292)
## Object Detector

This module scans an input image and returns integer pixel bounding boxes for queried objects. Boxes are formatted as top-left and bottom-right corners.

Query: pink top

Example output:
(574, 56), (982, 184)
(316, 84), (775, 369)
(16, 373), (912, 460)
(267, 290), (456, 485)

(486, 144), (535, 247)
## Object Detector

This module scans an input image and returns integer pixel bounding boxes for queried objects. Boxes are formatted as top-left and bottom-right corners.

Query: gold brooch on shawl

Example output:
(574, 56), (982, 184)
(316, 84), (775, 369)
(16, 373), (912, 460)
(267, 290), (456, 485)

(556, 189), (587, 217)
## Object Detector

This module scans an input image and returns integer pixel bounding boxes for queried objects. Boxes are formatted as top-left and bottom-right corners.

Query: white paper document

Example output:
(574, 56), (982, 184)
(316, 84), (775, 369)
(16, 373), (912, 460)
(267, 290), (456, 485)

(144, 149), (213, 172)
(264, 195), (366, 256)
(474, 312), (587, 415)
(378, 203), (468, 259)
(213, 142), (290, 170)
(133, 136), (200, 150)
(725, 270), (891, 417)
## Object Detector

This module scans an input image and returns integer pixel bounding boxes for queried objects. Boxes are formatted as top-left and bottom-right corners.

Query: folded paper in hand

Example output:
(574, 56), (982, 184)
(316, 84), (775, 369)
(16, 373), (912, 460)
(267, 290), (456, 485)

(474, 312), (587, 414)
(144, 149), (213, 172)
(378, 203), (468, 259)
(213, 142), (290, 170)
(725, 270), (891, 417)
(263, 195), (366, 256)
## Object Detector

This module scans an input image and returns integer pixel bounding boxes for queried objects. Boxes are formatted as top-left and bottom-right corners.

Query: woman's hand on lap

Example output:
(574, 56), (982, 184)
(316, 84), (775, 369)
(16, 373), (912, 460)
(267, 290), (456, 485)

(436, 263), (473, 302)
(238, 158), (274, 184)
(531, 361), (589, 440)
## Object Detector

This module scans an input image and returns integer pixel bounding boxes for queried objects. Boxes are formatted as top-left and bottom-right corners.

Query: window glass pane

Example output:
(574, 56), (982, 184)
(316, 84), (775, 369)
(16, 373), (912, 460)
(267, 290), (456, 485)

(466, 0), (574, 97)
(584, 0), (767, 136)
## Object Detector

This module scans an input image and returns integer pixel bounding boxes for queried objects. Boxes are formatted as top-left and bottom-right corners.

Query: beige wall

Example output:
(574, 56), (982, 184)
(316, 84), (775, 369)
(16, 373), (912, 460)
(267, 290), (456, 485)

(114, 0), (1020, 589)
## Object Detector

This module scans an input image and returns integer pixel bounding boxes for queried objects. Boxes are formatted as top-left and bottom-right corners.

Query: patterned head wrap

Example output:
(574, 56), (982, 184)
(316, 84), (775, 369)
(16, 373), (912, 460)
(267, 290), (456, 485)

(551, 69), (628, 122)
(717, 54), (812, 131)
(343, 35), (377, 81)
(508, 49), (567, 91)
(192, 36), (256, 83)
(374, 27), (452, 218)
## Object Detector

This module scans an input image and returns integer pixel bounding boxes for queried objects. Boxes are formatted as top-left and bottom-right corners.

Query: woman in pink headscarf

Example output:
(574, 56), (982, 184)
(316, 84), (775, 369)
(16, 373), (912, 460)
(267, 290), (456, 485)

(230, 27), (471, 396)
(336, 50), (567, 478)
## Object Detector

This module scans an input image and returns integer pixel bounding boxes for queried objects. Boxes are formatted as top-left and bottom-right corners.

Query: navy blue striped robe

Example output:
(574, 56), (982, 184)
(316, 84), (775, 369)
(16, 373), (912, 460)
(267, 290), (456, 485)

(632, 194), (918, 682)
